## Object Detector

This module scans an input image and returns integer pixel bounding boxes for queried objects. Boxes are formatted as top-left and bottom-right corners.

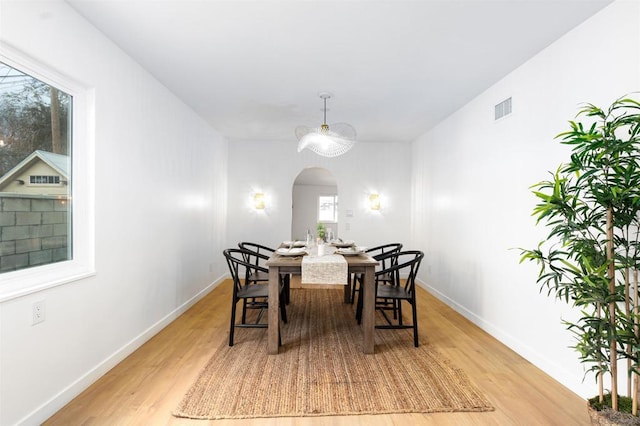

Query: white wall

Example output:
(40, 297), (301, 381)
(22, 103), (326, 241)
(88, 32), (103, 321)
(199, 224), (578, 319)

(227, 141), (411, 251)
(0, 2), (228, 424)
(411, 0), (640, 398)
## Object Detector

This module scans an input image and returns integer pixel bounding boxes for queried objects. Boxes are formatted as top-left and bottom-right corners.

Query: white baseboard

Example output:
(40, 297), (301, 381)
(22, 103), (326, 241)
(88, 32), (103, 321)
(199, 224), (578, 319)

(17, 275), (226, 426)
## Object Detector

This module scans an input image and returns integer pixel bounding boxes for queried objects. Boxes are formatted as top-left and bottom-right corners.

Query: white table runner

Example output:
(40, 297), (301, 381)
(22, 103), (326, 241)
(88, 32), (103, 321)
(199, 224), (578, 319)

(301, 254), (348, 285)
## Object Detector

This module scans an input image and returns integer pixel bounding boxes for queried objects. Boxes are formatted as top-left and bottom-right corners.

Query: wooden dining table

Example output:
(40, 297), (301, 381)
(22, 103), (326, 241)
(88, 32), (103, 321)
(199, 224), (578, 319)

(265, 249), (379, 354)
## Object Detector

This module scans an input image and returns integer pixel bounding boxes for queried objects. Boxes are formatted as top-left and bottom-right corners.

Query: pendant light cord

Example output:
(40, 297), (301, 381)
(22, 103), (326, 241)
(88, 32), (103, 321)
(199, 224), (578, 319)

(323, 96), (327, 125)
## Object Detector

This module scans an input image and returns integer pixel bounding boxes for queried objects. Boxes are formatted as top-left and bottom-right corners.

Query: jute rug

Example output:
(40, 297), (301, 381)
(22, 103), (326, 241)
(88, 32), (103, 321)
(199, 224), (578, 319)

(173, 288), (493, 419)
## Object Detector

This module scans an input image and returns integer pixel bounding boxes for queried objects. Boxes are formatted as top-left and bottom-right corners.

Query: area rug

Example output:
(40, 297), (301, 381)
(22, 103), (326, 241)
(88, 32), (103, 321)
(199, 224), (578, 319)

(173, 288), (493, 419)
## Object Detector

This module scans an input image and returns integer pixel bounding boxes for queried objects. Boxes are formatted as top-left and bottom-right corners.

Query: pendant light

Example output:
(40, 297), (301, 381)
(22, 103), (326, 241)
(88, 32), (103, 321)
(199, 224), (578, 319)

(296, 92), (356, 157)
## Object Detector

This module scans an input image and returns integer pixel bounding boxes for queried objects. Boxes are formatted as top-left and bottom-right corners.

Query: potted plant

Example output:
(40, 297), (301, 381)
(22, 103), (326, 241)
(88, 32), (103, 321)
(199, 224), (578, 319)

(520, 96), (640, 422)
(316, 222), (326, 242)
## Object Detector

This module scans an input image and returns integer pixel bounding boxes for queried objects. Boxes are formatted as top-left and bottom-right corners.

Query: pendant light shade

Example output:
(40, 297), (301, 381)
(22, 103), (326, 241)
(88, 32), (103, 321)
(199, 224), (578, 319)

(296, 93), (356, 157)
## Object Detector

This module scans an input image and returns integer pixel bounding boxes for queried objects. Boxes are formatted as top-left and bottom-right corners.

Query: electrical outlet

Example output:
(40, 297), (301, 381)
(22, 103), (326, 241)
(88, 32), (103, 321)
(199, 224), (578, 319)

(32, 300), (45, 325)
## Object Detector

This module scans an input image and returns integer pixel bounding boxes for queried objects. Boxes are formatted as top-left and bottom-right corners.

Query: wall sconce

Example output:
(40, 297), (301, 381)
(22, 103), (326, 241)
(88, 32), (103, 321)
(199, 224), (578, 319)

(254, 192), (266, 210)
(369, 193), (381, 211)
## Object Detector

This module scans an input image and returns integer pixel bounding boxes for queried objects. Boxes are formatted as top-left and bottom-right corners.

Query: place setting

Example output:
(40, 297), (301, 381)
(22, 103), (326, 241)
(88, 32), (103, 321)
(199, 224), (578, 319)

(275, 246), (308, 257)
(334, 245), (366, 256)
(281, 240), (306, 248)
(275, 240), (309, 257)
(325, 239), (365, 257)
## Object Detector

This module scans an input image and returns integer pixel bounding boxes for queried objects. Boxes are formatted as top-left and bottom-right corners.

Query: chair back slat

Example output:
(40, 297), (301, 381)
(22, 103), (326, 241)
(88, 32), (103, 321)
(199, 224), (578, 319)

(223, 248), (268, 293)
(366, 243), (403, 271)
(375, 250), (424, 294)
(237, 242), (275, 283)
(238, 242), (275, 266)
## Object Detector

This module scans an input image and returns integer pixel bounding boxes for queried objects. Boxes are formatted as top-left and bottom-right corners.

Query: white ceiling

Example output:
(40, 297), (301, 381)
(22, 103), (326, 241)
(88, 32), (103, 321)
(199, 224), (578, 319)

(67, 0), (613, 144)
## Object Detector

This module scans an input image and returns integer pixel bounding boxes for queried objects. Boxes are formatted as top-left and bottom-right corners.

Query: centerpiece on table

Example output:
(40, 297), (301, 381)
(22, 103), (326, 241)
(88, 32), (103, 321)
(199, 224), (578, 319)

(316, 222), (326, 243)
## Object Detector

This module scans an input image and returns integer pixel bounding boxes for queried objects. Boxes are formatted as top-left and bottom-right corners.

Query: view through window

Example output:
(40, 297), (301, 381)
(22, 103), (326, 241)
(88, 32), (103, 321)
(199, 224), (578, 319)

(318, 195), (338, 223)
(0, 61), (73, 273)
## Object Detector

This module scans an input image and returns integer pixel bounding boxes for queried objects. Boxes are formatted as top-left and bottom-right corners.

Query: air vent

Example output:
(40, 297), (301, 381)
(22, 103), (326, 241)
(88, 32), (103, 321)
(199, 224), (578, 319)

(494, 97), (512, 120)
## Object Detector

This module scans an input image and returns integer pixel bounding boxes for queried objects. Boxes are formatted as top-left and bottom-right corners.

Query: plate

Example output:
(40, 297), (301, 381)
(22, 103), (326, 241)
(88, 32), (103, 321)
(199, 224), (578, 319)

(331, 240), (355, 248)
(276, 247), (307, 256)
(337, 247), (365, 256)
(282, 240), (306, 247)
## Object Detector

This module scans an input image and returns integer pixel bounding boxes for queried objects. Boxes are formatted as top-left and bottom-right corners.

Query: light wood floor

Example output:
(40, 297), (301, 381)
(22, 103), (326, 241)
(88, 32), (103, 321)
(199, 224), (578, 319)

(45, 279), (591, 425)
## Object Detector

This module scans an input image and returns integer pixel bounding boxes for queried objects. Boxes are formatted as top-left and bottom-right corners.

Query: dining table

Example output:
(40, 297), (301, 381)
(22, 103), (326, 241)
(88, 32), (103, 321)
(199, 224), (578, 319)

(265, 244), (379, 354)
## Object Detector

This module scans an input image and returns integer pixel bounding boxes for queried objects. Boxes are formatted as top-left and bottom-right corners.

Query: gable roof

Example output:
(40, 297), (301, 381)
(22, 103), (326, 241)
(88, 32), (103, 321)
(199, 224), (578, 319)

(36, 150), (69, 176)
(0, 150), (69, 190)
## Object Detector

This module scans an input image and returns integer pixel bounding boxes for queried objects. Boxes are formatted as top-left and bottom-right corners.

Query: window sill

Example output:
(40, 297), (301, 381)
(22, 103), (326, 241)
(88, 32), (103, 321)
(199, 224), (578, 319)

(0, 261), (95, 302)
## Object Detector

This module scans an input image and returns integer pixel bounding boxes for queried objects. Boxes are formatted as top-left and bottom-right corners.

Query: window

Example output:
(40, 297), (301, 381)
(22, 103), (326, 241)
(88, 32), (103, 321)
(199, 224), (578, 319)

(318, 195), (338, 223)
(0, 45), (94, 301)
(30, 175), (61, 185)
(0, 60), (72, 274)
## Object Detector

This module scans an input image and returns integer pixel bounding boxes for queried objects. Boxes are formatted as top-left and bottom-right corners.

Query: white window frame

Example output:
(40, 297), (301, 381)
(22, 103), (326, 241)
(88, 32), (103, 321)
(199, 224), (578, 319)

(0, 45), (95, 302)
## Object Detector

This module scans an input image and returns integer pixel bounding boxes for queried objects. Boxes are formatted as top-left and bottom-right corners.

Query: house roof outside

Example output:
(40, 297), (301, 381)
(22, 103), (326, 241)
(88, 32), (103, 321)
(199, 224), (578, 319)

(0, 150), (70, 193)
(35, 150), (69, 177)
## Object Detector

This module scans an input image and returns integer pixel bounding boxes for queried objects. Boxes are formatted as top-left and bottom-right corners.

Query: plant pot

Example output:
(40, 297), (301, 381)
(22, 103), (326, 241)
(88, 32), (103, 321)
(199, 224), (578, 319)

(587, 400), (640, 426)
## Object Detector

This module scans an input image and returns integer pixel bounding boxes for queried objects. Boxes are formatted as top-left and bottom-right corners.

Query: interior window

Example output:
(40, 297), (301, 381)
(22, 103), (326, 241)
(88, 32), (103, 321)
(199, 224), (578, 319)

(318, 195), (338, 223)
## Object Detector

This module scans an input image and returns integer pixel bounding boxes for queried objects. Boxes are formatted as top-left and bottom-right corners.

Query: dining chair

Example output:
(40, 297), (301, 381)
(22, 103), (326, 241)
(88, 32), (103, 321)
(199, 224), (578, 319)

(349, 243), (403, 305)
(238, 241), (290, 304)
(356, 250), (424, 347)
(223, 248), (288, 346)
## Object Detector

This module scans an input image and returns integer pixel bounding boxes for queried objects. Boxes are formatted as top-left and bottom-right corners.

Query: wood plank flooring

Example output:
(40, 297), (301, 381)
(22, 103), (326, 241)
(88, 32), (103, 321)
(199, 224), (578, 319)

(44, 279), (591, 425)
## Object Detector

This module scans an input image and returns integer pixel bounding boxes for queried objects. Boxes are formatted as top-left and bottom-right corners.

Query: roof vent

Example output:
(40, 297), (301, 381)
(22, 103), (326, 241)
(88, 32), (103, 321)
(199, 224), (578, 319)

(494, 97), (512, 120)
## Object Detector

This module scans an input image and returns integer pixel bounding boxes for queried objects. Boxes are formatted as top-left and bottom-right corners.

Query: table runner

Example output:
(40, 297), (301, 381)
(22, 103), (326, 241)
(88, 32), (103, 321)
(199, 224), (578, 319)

(301, 254), (348, 284)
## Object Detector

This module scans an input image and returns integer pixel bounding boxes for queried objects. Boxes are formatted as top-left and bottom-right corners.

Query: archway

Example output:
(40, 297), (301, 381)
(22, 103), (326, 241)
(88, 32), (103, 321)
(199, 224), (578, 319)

(291, 167), (338, 241)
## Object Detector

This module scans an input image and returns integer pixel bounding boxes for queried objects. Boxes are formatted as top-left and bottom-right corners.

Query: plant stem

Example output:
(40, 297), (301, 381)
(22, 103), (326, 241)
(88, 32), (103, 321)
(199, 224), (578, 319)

(607, 207), (618, 410)
(626, 266), (632, 397)
(598, 302), (604, 404)
(634, 269), (639, 416)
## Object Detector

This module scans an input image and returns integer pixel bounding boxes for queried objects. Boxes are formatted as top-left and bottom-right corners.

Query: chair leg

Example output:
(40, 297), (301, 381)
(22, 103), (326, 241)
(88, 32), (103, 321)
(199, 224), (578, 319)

(282, 274), (291, 305)
(286, 275), (291, 304)
(344, 273), (352, 303)
(241, 298), (248, 324)
(277, 290), (284, 346)
(411, 297), (419, 347)
(350, 274), (360, 305)
(280, 292), (288, 324)
(229, 298), (238, 346)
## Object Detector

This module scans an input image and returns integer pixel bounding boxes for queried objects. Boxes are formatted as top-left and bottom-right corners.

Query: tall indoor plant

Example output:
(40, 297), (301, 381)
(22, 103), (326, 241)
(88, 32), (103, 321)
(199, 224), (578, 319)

(520, 96), (640, 417)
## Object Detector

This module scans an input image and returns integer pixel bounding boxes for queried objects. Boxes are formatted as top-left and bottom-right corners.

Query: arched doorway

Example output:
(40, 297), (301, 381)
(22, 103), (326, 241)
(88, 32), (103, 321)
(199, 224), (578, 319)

(291, 167), (338, 240)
